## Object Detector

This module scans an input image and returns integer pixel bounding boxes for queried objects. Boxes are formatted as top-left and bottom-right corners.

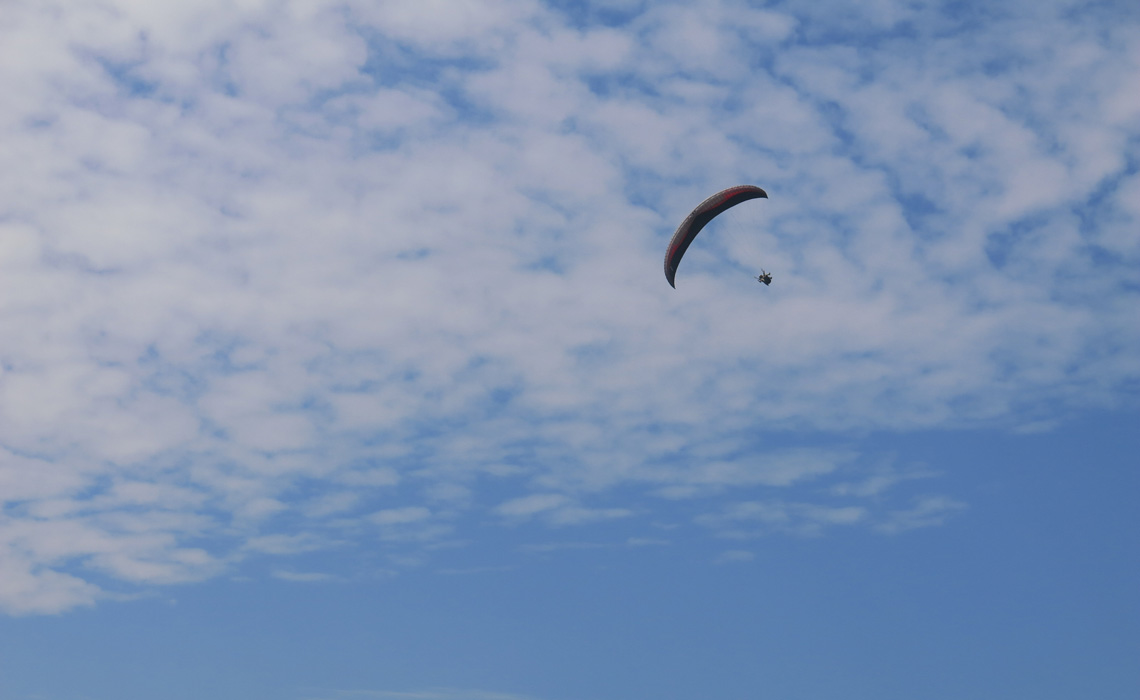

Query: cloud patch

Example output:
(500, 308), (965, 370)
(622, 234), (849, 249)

(0, 0), (1135, 613)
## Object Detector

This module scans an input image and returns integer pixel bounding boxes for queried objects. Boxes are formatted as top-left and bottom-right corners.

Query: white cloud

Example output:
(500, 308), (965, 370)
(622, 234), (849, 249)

(697, 500), (869, 537)
(495, 494), (568, 518)
(370, 506), (432, 526)
(876, 496), (969, 534)
(0, 0), (1136, 613)
(830, 460), (937, 498)
(355, 0), (534, 51)
(651, 448), (855, 499)
(547, 505), (633, 525)
(0, 554), (102, 616)
(272, 569), (337, 582)
(246, 533), (328, 555)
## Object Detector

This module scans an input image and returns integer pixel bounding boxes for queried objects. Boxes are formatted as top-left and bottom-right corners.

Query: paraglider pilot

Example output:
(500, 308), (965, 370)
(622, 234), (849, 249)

(756, 270), (772, 285)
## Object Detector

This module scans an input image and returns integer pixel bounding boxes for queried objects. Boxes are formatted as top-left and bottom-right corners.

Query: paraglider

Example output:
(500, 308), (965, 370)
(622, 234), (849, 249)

(664, 185), (768, 288)
(756, 269), (772, 285)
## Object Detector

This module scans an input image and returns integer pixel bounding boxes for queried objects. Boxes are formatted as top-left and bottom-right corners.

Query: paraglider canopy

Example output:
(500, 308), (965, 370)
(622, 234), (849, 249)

(664, 185), (768, 288)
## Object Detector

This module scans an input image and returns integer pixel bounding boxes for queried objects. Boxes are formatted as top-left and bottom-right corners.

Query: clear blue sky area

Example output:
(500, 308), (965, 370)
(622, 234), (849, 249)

(3, 413), (1137, 700)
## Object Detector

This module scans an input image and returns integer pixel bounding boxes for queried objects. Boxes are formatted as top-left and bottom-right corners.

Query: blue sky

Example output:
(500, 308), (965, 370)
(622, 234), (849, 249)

(0, 0), (1137, 698)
